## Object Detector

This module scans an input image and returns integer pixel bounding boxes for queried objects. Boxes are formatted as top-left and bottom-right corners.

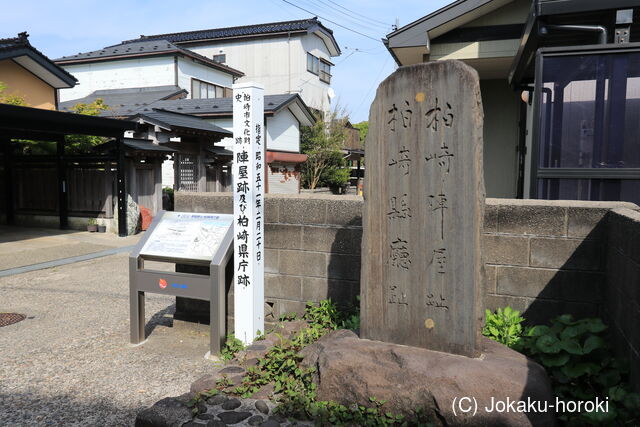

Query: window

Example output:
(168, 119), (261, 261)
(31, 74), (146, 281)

(307, 52), (319, 75)
(213, 54), (226, 64)
(533, 49), (640, 203)
(191, 78), (230, 99)
(307, 53), (331, 83)
(320, 59), (331, 84)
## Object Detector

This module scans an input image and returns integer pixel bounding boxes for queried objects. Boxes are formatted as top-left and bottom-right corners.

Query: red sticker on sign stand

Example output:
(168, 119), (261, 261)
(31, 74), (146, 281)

(159, 279), (168, 289)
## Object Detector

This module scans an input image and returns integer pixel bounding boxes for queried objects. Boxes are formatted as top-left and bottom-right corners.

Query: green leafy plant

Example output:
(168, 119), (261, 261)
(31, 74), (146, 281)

(300, 109), (350, 189)
(325, 167), (351, 189)
(255, 329), (265, 341)
(187, 388), (218, 415)
(279, 312), (298, 321)
(208, 299), (431, 425)
(303, 299), (340, 330)
(518, 315), (640, 425)
(338, 295), (361, 331)
(220, 333), (245, 361)
(352, 121), (368, 145)
(64, 98), (110, 153)
(482, 306), (524, 348)
(87, 218), (98, 226)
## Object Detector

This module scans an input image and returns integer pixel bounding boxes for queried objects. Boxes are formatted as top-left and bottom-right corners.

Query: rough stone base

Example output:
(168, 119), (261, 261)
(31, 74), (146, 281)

(300, 330), (555, 426)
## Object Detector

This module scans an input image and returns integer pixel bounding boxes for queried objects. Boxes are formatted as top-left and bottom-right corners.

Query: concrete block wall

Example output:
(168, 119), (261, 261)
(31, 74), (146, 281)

(606, 208), (640, 390)
(176, 192), (362, 320)
(176, 193), (638, 327)
(177, 192), (640, 388)
(483, 199), (637, 325)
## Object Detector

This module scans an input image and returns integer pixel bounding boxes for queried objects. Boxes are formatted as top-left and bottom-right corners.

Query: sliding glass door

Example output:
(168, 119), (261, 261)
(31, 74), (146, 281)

(532, 46), (640, 204)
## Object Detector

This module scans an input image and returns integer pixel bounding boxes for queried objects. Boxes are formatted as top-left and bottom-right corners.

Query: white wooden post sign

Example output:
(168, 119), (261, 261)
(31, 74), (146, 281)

(232, 82), (265, 345)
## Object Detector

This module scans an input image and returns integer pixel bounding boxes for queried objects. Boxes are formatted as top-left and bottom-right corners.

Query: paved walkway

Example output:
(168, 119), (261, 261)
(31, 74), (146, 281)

(0, 225), (141, 271)
(0, 252), (219, 426)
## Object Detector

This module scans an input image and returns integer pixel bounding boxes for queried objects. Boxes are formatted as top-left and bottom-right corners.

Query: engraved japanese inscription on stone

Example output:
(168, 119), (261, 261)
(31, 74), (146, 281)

(361, 61), (485, 357)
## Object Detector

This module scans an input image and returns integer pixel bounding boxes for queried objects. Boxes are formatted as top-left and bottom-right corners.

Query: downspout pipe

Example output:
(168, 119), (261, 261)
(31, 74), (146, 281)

(540, 24), (608, 45)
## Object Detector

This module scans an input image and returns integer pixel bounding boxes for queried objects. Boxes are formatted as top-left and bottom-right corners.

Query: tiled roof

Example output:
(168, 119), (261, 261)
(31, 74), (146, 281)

(59, 86), (188, 112)
(133, 108), (232, 135)
(102, 94), (303, 117)
(124, 17), (331, 44)
(54, 40), (244, 77)
(0, 32), (77, 87)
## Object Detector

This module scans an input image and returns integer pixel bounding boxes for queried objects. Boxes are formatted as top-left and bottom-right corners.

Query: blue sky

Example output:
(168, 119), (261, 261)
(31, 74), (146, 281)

(1, 0), (452, 122)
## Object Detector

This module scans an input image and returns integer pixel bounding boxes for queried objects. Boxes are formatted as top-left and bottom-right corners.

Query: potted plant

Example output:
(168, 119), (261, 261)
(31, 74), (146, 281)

(87, 218), (98, 232)
(97, 223), (106, 233)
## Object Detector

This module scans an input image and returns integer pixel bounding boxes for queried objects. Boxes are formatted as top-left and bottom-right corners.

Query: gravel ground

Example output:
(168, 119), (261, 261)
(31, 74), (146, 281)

(0, 253), (218, 426)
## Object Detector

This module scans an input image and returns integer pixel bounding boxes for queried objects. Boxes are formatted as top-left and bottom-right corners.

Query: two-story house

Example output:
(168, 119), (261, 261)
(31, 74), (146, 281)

(123, 17), (341, 114)
(55, 39), (245, 103)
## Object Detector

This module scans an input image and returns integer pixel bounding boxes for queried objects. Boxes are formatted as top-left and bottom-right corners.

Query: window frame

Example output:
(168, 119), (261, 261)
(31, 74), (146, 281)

(530, 43), (640, 198)
(191, 78), (230, 99)
(307, 52), (319, 75)
(319, 59), (332, 84)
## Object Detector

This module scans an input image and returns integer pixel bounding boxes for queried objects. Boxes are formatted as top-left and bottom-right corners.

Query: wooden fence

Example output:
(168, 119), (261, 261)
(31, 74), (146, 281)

(13, 162), (115, 217)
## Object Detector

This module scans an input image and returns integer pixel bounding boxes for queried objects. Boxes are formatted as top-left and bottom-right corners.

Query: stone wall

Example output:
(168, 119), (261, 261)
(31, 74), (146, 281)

(176, 192), (362, 322)
(606, 208), (640, 390)
(482, 199), (636, 325)
(176, 193), (640, 381)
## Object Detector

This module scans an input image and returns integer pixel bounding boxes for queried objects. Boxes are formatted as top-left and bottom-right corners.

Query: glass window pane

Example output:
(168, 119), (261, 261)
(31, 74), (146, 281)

(538, 178), (640, 205)
(216, 85), (224, 98)
(539, 52), (640, 169)
(201, 83), (208, 99)
(192, 80), (200, 99)
(208, 84), (216, 98)
(307, 53), (313, 72)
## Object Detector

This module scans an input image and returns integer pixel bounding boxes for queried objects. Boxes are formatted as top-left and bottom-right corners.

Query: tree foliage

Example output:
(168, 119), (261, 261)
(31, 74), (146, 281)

(352, 121), (368, 145)
(64, 98), (110, 153)
(0, 81), (28, 106)
(300, 111), (350, 190)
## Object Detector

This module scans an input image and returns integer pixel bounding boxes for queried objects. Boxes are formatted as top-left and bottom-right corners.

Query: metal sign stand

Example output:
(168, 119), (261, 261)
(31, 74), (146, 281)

(128, 210), (233, 356)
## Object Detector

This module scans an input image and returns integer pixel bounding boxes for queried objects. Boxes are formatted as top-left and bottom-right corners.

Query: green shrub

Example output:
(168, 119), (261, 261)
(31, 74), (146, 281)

(325, 167), (351, 188)
(303, 299), (340, 330)
(215, 299), (427, 425)
(519, 315), (640, 425)
(220, 333), (245, 361)
(482, 306), (524, 348)
(338, 295), (361, 331)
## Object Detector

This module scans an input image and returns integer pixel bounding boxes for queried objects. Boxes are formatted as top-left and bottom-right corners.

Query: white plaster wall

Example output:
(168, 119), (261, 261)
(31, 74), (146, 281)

(205, 112), (299, 153)
(266, 109), (300, 153)
(59, 56), (175, 101)
(187, 33), (333, 113)
(177, 57), (235, 97)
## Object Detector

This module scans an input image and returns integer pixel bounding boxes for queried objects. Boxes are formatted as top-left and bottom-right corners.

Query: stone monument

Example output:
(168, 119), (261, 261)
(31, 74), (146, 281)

(361, 60), (485, 357)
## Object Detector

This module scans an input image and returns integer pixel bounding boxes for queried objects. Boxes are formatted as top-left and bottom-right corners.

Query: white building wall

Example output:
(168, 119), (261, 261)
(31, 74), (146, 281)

(266, 109), (300, 153)
(187, 33), (332, 113)
(59, 57), (175, 101)
(204, 113), (299, 153)
(177, 57), (235, 97)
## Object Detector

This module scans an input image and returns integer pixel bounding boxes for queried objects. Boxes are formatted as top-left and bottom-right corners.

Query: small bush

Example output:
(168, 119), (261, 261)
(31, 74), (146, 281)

(482, 306), (524, 348)
(518, 315), (640, 425)
(220, 333), (245, 361)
